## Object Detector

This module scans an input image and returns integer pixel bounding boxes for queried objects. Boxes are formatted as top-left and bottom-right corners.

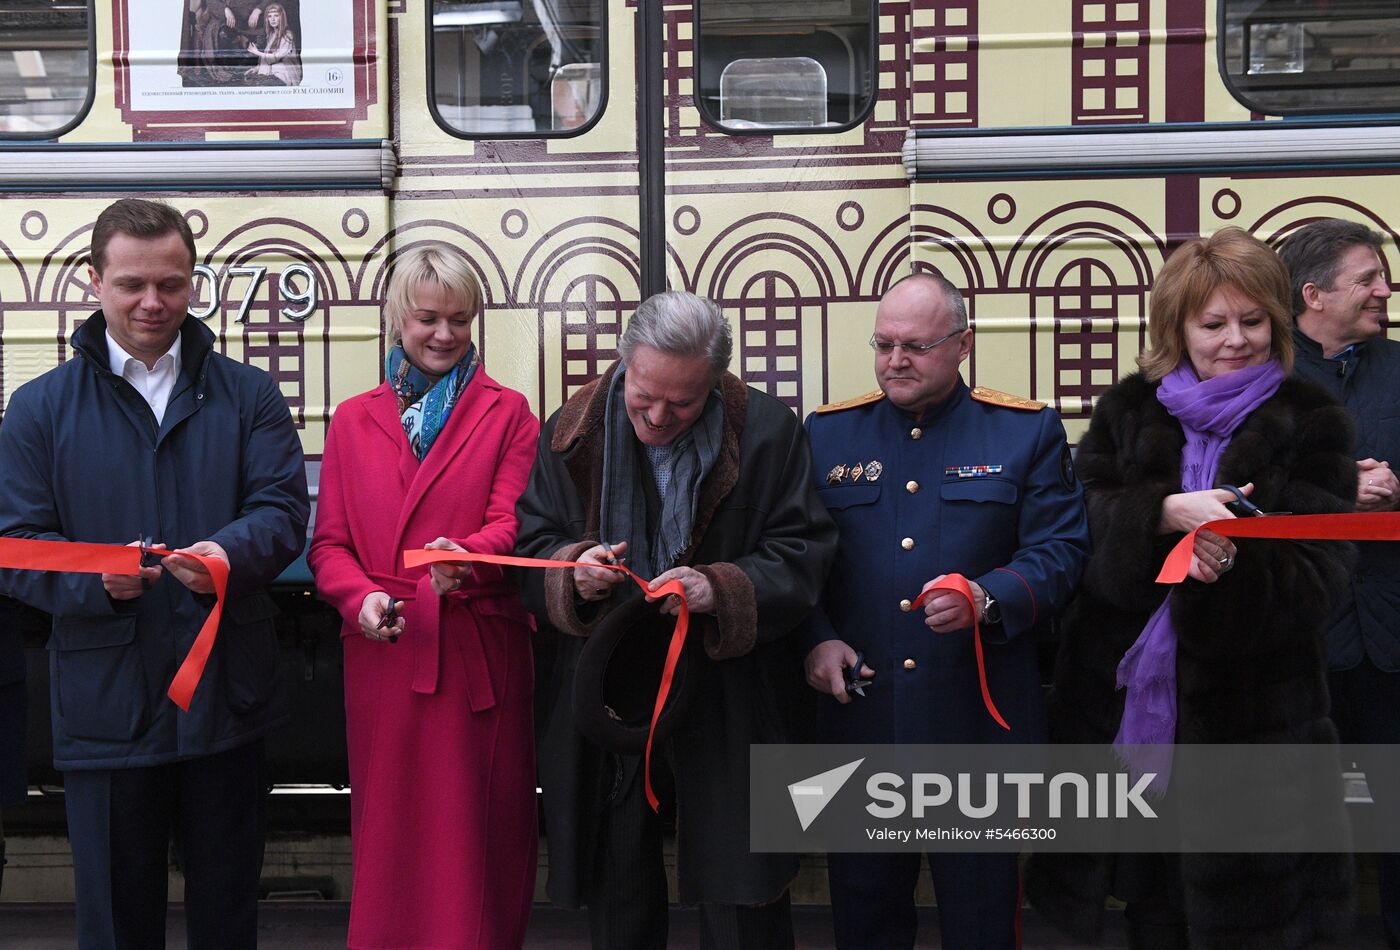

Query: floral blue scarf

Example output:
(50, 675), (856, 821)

(384, 342), (479, 460)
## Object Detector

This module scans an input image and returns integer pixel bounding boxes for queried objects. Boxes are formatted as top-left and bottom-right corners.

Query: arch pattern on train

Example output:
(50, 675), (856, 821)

(512, 216), (642, 407)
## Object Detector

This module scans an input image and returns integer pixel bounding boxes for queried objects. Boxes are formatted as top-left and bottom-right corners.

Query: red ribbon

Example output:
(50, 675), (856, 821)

(404, 548), (688, 811)
(910, 573), (1011, 731)
(1156, 511), (1400, 585)
(0, 537), (228, 711)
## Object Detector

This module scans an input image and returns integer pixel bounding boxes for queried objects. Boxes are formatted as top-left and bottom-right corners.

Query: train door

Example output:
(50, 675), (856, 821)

(404, 1), (907, 424)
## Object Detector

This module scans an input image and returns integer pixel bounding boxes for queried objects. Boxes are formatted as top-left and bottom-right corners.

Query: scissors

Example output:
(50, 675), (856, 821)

(1220, 484), (1288, 517)
(138, 535), (163, 589)
(599, 539), (626, 569)
(376, 600), (400, 643)
(844, 650), (873, 698)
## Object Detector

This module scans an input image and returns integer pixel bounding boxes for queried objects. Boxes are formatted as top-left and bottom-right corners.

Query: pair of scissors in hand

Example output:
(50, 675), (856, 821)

(600, 540), (626, 568)
(376, 601), (400, 643)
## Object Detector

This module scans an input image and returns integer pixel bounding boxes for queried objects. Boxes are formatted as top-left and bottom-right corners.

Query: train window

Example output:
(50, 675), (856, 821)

(696, 0), (875, 134)
(429, 0), (605, 138)
(1221, 1), (1400, 113)
(0, 0), (93, 138)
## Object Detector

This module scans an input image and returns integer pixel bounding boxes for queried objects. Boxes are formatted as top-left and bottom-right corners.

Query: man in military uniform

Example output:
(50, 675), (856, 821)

(800, 272), (1090, 949)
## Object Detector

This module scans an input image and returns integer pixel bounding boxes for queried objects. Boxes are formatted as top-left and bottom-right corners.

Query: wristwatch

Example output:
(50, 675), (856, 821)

(980, 590), (1001, 624)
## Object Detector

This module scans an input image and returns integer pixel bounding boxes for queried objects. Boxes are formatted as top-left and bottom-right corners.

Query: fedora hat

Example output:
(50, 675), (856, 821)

(572, 590), (701, 754)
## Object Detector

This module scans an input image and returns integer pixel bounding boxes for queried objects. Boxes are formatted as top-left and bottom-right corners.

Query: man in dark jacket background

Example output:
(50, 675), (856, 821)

(1280, 218), (1400, 950)
(0, 198), (309, 949)
(515, 290), (837, 949)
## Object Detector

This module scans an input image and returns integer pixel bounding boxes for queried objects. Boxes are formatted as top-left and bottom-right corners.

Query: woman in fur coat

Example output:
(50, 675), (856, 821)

(1025, 228), (1357, 949)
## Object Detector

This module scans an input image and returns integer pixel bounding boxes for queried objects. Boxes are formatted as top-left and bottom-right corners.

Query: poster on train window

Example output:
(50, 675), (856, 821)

(112, 0), (376, 137)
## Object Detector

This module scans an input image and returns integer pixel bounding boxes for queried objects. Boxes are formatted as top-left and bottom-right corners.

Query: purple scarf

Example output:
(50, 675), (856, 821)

(1114, 358), (1286, 793)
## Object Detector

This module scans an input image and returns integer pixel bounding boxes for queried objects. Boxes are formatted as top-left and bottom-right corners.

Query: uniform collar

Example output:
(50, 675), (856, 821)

(889, 377), (968, 425)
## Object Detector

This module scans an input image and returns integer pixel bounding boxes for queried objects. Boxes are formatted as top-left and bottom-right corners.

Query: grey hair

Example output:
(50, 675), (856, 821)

(890, 271), (969, 331)
(619, 290), (733, 375)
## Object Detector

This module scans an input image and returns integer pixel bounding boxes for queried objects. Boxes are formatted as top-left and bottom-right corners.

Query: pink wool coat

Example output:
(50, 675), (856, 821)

(309, 370), (539, 950)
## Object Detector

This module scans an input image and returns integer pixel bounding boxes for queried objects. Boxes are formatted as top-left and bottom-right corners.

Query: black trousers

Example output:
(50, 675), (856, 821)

(587, 754), (795, 950)
(828, 851), (1020, 950)
(64, 739), (269, 950)
(1330, 660), (1400, 950)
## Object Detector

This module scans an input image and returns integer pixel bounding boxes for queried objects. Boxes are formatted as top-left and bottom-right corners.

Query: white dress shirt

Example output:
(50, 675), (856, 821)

(106, 330), (182, 425)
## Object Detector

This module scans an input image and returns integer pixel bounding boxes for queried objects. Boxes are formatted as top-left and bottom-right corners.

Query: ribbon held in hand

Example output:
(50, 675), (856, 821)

(404, 547), (689, 811)
(0, 537), (229, 711)
(1156, 511), (1400, 585)
(910, 573), (1010, 731)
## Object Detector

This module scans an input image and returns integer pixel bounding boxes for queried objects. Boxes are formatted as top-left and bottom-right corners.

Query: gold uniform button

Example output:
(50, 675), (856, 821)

(903, 658), (917, 670)
(901, 537), (915, 551)
(898, 598), (913, 612)
(906, 480), (920, 493)
(910, 427), (923, 440)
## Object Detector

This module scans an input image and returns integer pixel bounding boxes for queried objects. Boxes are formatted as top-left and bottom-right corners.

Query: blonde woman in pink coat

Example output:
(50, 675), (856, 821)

(309, 245), (539, 949)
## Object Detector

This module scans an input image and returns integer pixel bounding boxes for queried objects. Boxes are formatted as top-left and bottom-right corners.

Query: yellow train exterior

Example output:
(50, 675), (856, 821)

(4, 0), (1400, 903)
(0, 0), (1398, 535)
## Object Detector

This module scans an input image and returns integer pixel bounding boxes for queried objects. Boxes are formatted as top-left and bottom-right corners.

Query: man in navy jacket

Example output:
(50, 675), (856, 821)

(1280, 218), (1400, 950)
(801, 273), (1089, 949)
(0, 198), (309, 949)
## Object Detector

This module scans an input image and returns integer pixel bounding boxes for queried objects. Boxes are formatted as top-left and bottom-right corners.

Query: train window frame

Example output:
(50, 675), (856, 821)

(693, 0), (877, 137)
(425, 0), (609, 141)
(0, 0), (96, 141)
(1218, 0), (1400, 116)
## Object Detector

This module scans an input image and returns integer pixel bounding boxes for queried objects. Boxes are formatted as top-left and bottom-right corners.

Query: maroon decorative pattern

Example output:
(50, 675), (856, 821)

(730, 272), (807, 410)
(553, 274), (633, 403)
(1072, 0), (1149, 124)
(911, 0), (978, 127)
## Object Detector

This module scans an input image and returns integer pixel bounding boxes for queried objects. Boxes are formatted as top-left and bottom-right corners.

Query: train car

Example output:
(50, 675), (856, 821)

(1, 0), (1398, 902)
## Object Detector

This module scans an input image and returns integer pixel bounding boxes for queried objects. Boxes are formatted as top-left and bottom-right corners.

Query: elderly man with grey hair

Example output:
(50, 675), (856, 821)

(516, 290), (837, 949)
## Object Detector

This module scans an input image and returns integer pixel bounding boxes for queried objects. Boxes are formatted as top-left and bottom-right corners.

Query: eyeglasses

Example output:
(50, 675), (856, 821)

(869, 329), (964, 355)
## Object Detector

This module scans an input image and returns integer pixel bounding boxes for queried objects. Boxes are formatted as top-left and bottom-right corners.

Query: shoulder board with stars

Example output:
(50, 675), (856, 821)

(970, 386), (1045, 411)
(815, 390), (885, 414)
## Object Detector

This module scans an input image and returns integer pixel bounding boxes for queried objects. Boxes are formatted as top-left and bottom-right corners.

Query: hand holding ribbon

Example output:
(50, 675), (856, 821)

(404, 546), (688, 811)
(910, 572), (1010, 731)
(1156, 511), (1400, 584)
(0, 536), (228, 711)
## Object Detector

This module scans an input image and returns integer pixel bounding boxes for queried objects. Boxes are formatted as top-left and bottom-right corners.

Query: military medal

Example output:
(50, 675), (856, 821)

(827, 464), (848, 484)
(850, 462), (864, 481)
(864, 460), (883, 482)
(944, 464), (1004, 478)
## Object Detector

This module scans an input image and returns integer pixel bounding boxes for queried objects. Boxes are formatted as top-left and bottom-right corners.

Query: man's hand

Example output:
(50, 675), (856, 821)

(921, 575), (984, 633)
(163, 541), (229, 594)
(425, 537), (473, 596)
(648, 566), (714, 616)
(224, 6), (235, 28)
(358, 591), (405, 641)
(248, 6), (262, 27)
(573, 541), (629, 602)
(1159, 484), (1249, 534)
(1357, 459), (1397, 511)
(804, 639), (873, 704)
(103, 539), (162, 601)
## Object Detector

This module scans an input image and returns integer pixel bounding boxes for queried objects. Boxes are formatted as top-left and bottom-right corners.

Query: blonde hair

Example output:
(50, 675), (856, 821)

(1139, 227), (1294, 381)
(383, 245), (482, 343)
